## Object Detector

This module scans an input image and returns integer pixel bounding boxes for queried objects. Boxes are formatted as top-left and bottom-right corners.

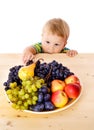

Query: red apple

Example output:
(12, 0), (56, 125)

(51, 79), (65, 92)
(65, 75), (80, 85)
(51, 90), (68, 108)
(64, 83), (81, 99)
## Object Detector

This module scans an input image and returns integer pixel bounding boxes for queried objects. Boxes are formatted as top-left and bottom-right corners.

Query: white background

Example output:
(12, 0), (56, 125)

(0, 0), (94, 53)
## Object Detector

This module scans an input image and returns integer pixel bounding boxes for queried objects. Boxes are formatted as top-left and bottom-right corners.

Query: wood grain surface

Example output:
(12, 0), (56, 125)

(0, 53), (94, 130)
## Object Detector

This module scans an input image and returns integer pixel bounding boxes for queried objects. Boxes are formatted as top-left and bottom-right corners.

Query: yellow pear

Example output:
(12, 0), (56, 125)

(18, 63), (36, 80)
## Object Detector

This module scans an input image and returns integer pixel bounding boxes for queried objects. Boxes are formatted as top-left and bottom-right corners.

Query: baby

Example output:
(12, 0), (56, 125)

(22, 18), (78, 64)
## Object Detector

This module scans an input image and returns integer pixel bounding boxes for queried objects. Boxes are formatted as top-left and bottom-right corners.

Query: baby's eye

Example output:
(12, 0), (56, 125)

(55, 43), (59, 46)
(46, 41), (50, 44)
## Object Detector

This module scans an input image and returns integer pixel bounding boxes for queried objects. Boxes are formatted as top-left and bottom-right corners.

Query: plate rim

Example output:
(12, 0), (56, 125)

(24, 85), (83, 114)
(5, 84), (83, 114)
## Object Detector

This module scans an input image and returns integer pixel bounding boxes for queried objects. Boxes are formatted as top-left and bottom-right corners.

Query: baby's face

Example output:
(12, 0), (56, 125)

(41, 32), (66, 53)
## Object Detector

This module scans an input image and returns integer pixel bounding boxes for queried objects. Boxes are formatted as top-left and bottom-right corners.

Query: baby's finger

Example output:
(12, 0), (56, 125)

(25, 54), (35, 65)
(67, 50), (78, 57)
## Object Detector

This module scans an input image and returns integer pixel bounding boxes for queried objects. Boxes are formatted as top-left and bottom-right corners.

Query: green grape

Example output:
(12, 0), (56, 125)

(12, 89), (18, 96)
(31, 84), (37, 92)
(31, 91), (37, 96)
(27, 99), (32, 105)
(15, 105), (20, 109)
(25, 84), (31, 91)
(27, 87), (32, 93)
(6, 89), (12, 94)
(32, 100), (37, 105)
(32, 96), (38, 101)
(22, 81), (27, 86)
(13, 82), (17, 87)
(12, 97), (18, 102)
(39, 79), (45, 84)
(18, 89), (25, 96)
(6, 76), (47, 111)
(12, 103), (17, 109)
(17, 100), (22, 105)
(24, 93), (29, 99)
(20, 95), (25, 100)
(26, 80), (32, 85)
(10, 82), (17, 89)
(24, 101), (28, 107)
(16, 86), (20, 91)
(12, 103), (20, 110)
(20, 105), (27, 110)
(7, 94), (13, 101)
(35, 81), (41, 88)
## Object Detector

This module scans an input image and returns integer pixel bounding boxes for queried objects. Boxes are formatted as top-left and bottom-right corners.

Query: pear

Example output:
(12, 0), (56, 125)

(18, 63), (36, 80)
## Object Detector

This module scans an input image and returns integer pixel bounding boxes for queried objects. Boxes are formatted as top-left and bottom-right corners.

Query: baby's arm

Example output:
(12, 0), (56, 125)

(22, 46), (37, 64)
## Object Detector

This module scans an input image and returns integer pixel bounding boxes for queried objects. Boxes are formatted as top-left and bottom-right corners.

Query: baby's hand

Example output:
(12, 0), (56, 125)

(66, 50), (78, 57)
(22, 51), (35, 64)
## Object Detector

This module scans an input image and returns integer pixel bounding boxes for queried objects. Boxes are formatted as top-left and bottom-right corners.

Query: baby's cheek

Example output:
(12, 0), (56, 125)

(42, 45), (48, 52)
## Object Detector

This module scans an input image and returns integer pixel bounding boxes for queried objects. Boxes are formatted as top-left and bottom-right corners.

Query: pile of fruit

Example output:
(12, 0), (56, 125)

(3, 60), (81, 112)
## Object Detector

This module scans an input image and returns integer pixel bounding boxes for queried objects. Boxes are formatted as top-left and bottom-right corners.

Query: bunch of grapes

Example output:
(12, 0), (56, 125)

(34, 60), (74, 87)
(29, 85), (55, 112)
(3, 65), (23, 90)
(6, 77), (49, 110)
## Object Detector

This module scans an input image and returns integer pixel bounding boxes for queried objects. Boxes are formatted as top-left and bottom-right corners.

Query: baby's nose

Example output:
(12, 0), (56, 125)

(48, 46), (54, 53)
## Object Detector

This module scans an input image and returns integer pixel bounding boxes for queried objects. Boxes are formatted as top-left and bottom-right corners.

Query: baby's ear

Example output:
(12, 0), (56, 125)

(64, 41), (67, 46)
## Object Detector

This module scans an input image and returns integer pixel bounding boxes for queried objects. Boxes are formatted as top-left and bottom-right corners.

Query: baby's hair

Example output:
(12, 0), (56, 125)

(42, 18), (70, 40)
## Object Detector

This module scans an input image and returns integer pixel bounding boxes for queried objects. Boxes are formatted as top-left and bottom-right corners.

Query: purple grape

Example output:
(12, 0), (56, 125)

(38, 86), (48, 94)
(29, 103), (44, 112)
(3, 65), (23, 90)
(26, 60), (33, 66)
(34, 60), (74, 88)
(44, 93), (51, 101)
(37, 92), (44, 103)
(44, 101), (55, 111)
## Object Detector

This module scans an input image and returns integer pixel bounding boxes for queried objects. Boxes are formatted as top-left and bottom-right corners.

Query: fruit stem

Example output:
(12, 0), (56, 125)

(45, 66), (52, 82)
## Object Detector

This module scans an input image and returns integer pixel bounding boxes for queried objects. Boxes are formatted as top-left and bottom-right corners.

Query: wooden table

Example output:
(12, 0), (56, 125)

(0, 53), (94, 130)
